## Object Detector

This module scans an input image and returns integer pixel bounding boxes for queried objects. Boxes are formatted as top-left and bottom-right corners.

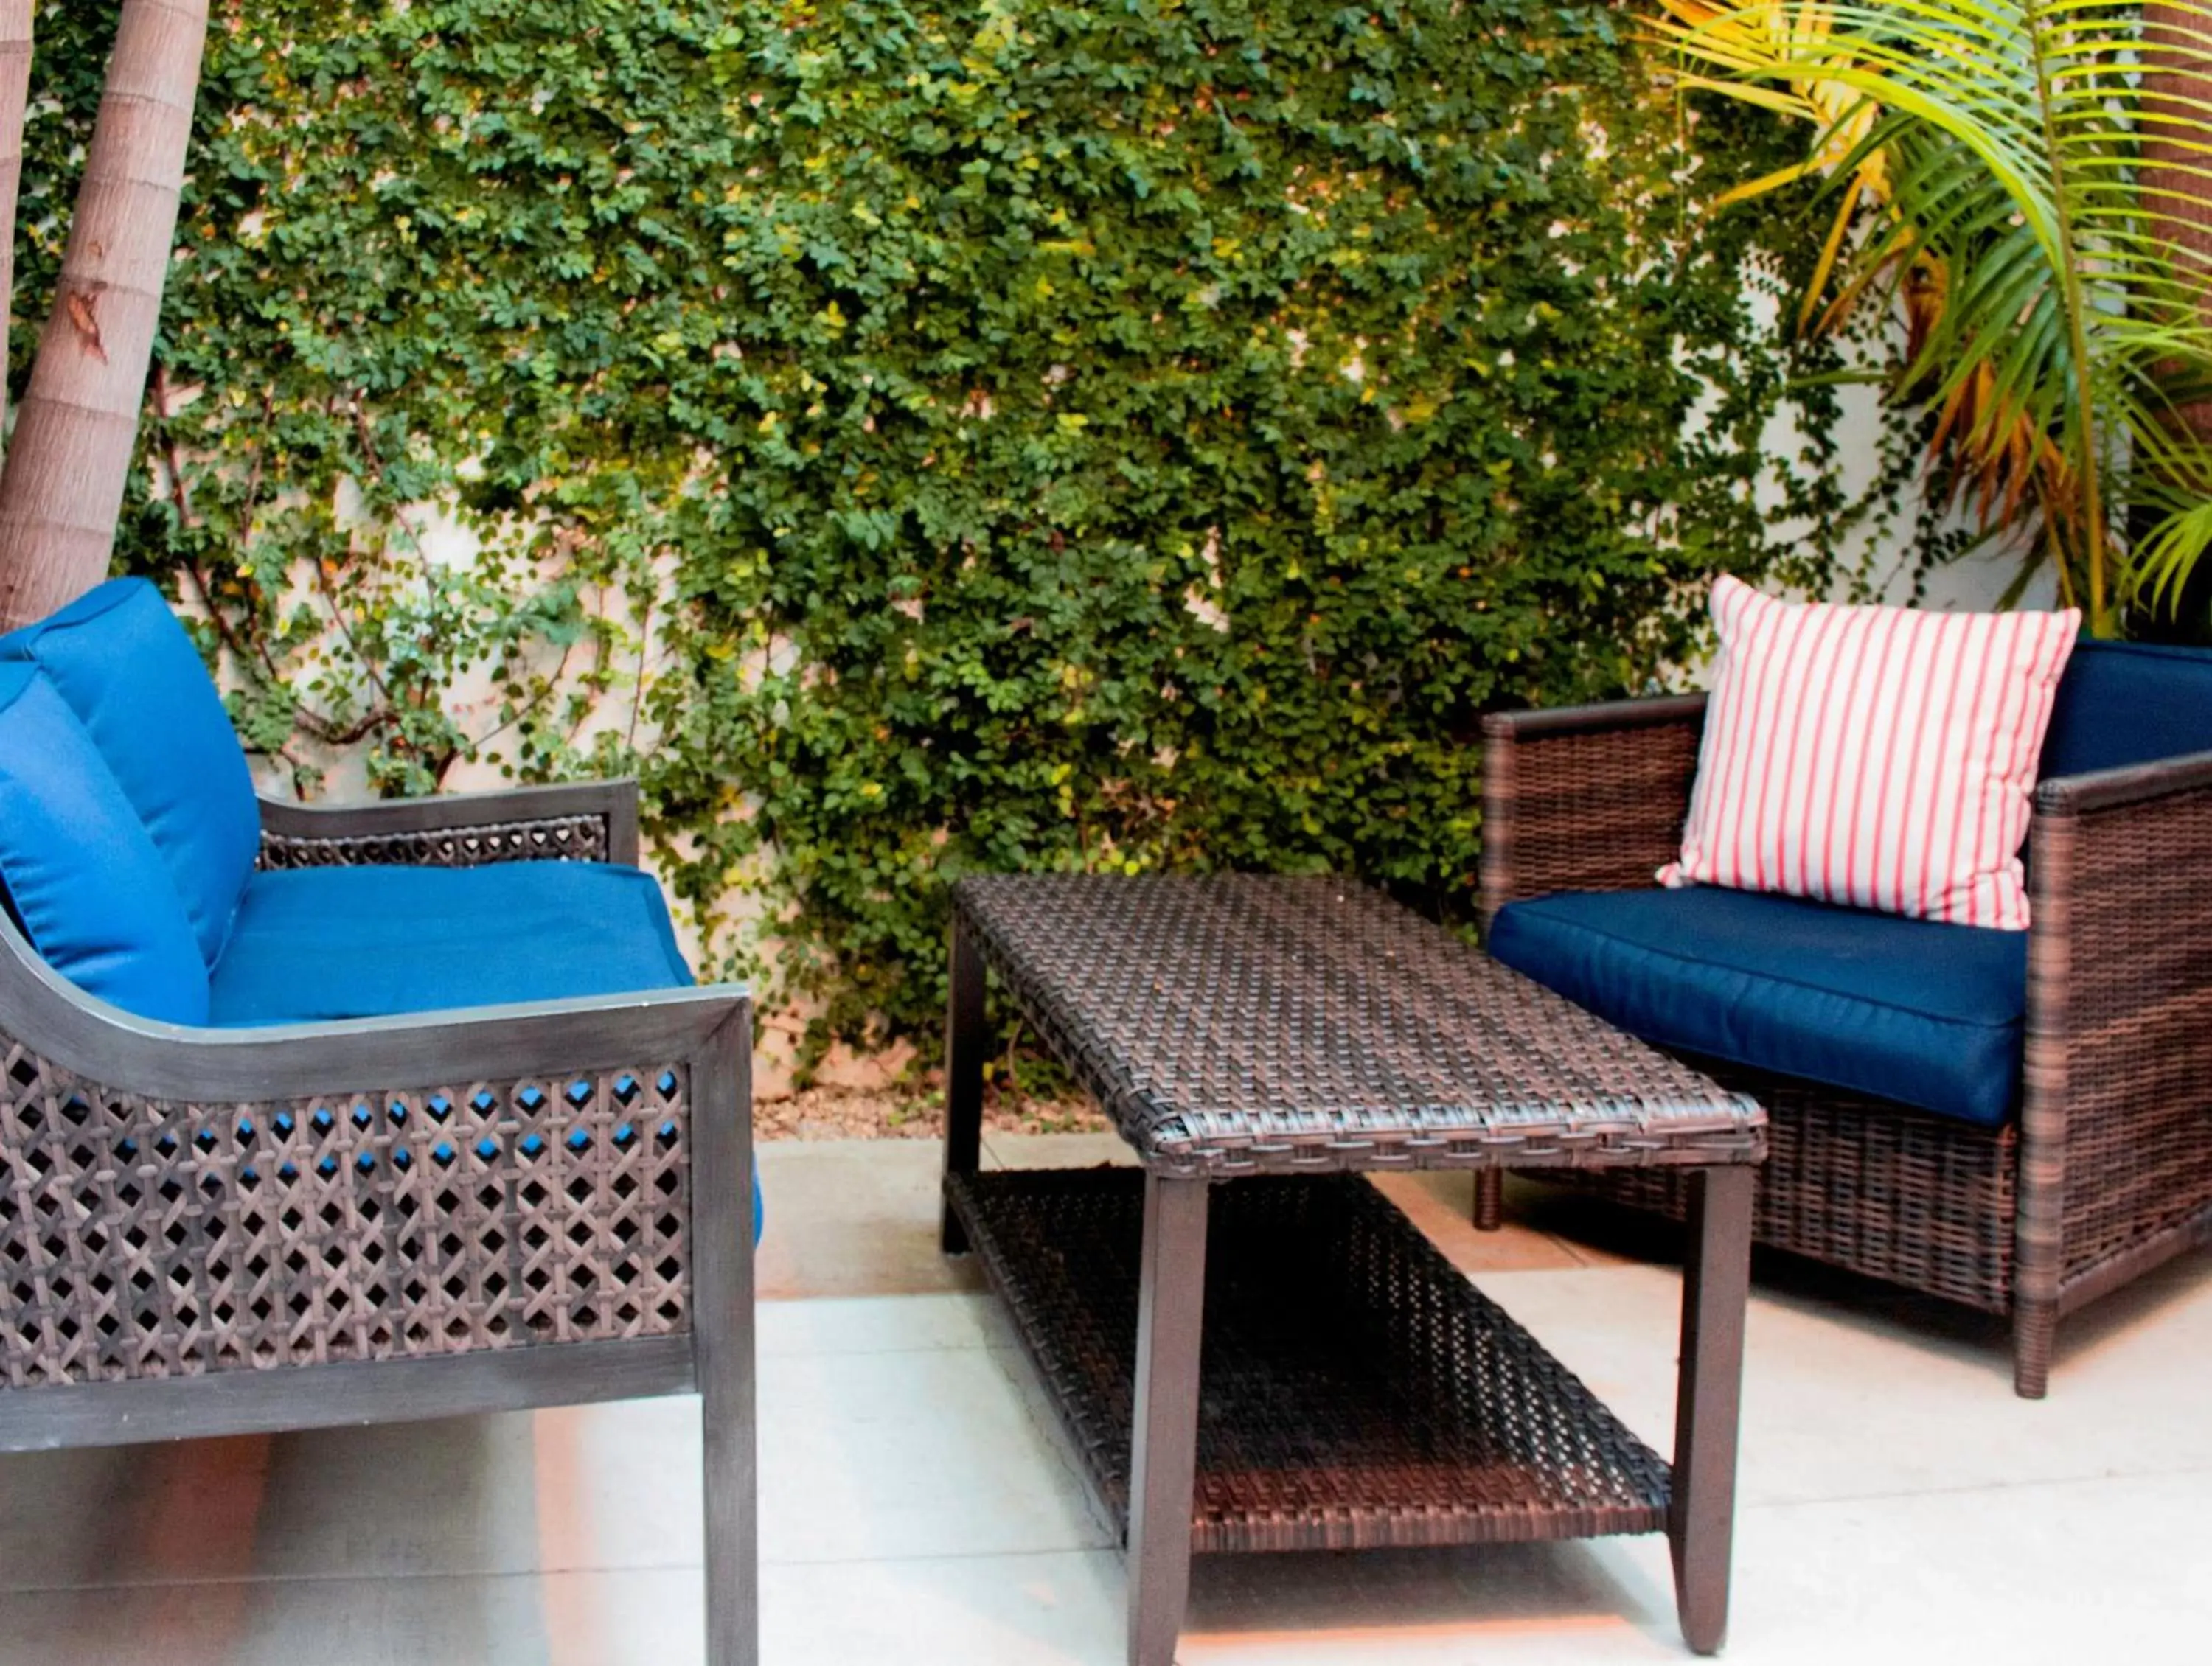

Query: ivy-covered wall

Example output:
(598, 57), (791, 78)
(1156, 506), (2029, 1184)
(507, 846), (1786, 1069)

(21, 0), (1837, 1063)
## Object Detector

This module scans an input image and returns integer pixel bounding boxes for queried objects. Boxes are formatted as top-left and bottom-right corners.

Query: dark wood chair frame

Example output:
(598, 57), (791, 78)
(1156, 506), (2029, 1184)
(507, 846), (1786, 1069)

(1477, 694), (2212, 1398)
(0, 779), (757, 1665)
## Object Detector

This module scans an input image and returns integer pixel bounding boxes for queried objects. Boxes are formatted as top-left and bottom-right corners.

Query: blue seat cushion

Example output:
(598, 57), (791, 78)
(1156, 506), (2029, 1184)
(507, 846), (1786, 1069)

(0, 663), (210, 1025)
(2041, 635), (2212, 778)
(0, 579), (262, 967)
(209, 861), (692, 1025)
(1489, 888), (2028, 1128)
(210, 858), (764, 1244)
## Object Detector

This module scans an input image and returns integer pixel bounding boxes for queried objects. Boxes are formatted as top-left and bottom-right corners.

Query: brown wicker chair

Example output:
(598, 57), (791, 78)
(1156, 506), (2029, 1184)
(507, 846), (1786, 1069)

(1478, 694), (2212, 1398)
(0, 780), (758, 1665)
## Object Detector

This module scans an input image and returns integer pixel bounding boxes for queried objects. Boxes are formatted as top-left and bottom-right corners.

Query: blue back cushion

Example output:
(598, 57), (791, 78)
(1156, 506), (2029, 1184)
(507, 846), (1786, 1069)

(2040, 637), (2212, 779)
(0, 663), (211, 1025)
(0, 579), (260, 965)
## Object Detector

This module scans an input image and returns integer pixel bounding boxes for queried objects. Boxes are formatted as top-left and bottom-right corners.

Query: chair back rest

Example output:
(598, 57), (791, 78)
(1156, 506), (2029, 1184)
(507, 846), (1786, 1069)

(2039, 636), (2212, 780)
(0, 579), (260, 965)
(0, 660), (211, 1024)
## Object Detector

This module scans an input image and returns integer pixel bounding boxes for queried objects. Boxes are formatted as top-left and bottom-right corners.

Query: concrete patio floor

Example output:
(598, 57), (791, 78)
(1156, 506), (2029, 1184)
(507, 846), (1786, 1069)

(1, 1132), (2208, 1664)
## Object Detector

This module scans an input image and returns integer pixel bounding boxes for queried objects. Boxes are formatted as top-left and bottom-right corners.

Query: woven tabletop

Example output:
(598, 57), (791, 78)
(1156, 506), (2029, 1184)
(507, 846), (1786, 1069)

(953, 874), (1764, 1179)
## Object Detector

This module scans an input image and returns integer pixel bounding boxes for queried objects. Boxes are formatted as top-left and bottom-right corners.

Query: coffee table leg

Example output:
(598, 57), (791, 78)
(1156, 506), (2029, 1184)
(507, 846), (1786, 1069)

(1669, 1164), (1754, 1656)
(939, 916), (989, 1255)
(1127, 1172), (1208, 1666)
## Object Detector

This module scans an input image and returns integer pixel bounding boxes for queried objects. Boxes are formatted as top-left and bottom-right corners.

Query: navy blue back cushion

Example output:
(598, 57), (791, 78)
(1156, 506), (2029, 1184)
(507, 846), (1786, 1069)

(0, 579), (261, 965)
(2039, 637), (2212, 779)
(0, 663), (211, 1025)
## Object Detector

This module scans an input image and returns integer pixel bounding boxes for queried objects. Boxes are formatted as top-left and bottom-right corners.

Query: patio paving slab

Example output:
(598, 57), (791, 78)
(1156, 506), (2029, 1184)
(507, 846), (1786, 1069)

(1474, 1250), (2212, 1509)
(753, 1139), (987, 1300)
(1176, 1466), (2212, 1663)
(0, 1299), (1096, 1591)
(0, 1465), (2202, 1664)
(0, 1135), (2207, 1662)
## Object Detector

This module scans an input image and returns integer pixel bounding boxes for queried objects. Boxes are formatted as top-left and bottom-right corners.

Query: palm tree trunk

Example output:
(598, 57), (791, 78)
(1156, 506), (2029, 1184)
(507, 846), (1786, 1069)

(0, 0), (208, 632)
(2143, 5), (2212, 390)
(2141, 6), (2212, 303)
(2138, 4), (2212, 632)
(0, 2), (31, 466)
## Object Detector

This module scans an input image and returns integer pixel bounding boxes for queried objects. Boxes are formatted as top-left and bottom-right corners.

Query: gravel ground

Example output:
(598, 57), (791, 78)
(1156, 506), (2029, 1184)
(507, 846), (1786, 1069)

(756, 1082), (1112, 1143)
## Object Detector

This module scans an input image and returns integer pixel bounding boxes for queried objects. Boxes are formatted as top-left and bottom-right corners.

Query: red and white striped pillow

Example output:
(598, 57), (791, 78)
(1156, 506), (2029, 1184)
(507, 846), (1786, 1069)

(1659, 577), (2080, 929)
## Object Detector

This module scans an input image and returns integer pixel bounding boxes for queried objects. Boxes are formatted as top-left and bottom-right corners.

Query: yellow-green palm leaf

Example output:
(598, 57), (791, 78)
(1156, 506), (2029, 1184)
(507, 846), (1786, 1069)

(1653, 0), (2212, 633)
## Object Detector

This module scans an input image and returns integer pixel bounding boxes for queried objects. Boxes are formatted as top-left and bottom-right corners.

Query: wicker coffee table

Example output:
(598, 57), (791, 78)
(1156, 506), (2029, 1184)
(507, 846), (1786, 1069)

(938, 874), (1766, 1665)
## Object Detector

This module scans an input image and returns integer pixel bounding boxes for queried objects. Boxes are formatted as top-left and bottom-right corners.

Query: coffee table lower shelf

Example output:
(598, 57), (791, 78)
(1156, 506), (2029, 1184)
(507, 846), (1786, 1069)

(945, 1166), (1672, 1556)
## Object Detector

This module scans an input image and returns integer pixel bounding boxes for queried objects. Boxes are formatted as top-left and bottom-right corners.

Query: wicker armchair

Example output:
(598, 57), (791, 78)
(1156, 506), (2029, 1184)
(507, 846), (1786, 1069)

(1478, 693), (2212, 1399)
(0, 778), (757, 1665)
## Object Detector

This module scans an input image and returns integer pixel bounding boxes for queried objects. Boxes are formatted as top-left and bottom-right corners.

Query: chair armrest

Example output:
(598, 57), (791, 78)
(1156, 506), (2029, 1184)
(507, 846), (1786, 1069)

(0, 913), (745, 1393)
(2033, 749), (2212, 817)
(258, 778), (641, 871)
(2022, 748), (2212, 1297)
(1478, 694), (1708, 929)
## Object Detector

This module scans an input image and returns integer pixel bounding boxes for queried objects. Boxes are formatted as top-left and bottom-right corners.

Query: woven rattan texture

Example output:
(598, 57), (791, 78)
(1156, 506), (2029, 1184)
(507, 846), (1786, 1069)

(1479, 714), (1702, 924)
(1551, 1062), (2018, 1313)
(2042, 781), (2212, 1289)
(948, 1166), (1671, 1553)
(257, 815), (610, 871)
(1480, 708), (2028, 1314)
(1, 1043), (691, 1388)
(953, 874), (1761, 1179)
(1484, 700), (2212, 1337)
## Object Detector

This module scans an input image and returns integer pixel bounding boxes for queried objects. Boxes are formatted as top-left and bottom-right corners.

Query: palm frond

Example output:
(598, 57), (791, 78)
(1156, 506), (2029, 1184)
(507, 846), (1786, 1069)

(1652, 0), (2212, 634)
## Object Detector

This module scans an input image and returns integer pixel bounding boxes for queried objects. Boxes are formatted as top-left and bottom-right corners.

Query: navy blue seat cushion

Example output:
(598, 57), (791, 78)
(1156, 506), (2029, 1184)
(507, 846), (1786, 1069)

(1489, 888), (2027, 1128)
(2041, 636), (2212, 779)
(0, 663), (211, 1025)
(209, 861), (692, 1025)
(0, 579), (262, 966)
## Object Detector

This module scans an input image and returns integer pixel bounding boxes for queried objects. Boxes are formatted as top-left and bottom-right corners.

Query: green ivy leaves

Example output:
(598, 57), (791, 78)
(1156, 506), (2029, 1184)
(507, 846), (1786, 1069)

(20, 0), (1842, 1066)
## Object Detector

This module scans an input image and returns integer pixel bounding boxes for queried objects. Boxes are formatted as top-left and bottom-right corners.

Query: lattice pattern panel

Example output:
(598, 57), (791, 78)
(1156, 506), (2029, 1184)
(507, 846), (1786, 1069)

(257, 815), (611, 871)
(0, 1042), (691, 1389)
